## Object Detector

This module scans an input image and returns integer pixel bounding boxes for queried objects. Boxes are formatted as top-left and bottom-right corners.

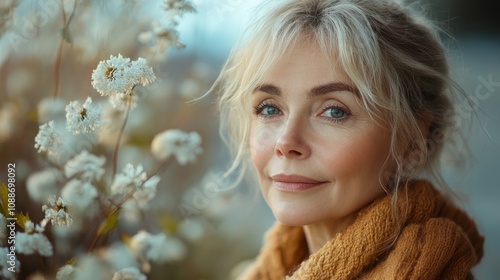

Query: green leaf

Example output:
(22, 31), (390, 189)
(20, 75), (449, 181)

(26, 109), (38, 122)
(0, 183), (9, 217)
(159, 213), (179, 234)
(15, 212), (30, 229)
(65, 257), (77, 266)
(121, 233), (131, 246)
(98, 209), (119, 237)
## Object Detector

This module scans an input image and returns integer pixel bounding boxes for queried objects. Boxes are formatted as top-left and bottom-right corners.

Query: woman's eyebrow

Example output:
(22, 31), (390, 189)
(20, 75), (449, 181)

(253, 84), (281, 95)
(308, 82), (359, 98)
(253, 82), (359, 97)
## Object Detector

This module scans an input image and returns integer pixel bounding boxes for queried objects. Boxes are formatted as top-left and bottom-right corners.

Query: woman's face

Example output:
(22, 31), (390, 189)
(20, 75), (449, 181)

(249, 41), (393, 227)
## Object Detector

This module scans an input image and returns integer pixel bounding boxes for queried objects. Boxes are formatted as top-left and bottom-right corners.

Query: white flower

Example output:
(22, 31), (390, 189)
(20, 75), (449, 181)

(65, 97), (101, 134)
(34, 120), (61, 154)
(61, 179), (98, 212)
(139, 20), (184, 51)
(91, 54), (134, 97)
(64, 150), (106, 181)
(112, 267), (146, 280)
(26, 168), (61, 203)
(0, 247), (19, 279)
(133, 176), (160, 208)
(130, 231), (187, 263)
(164, 0), (196, 16)
(110, 165), (159, 209)
(138, 0), (194, 51)
(72, 255), (108, 280)
(42, 196), (73, 227)
(56, 265), (79, 280)
(177, 218), (205, 241)
(111, 164), (147, 196)
(24, 220), (47, 234)
(15, 230), (53, 256)
(92, 55), (155, 111)
(151, 129), (203, 164)
(120, 200), (142, 224)
(109, 92), (138, 111)
(128, 57), (156, 86)
(99, 243), (138, 272)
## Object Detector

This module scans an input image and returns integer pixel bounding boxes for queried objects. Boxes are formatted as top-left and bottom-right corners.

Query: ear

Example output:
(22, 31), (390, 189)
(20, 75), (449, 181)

(401, 112), (434, 171)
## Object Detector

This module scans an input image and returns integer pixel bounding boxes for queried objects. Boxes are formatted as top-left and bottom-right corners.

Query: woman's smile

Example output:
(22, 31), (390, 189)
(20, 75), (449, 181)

(271, 174), (328, 192)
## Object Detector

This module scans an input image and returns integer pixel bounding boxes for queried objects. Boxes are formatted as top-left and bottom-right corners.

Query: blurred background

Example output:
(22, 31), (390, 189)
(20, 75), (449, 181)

(0, 0), (498, 279)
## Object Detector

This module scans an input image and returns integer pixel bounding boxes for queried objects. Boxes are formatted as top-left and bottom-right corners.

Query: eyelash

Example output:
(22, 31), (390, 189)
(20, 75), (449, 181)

(253, 100), (281, 119)
(253, 101), (352, 123)
(319, 105), (352, 123)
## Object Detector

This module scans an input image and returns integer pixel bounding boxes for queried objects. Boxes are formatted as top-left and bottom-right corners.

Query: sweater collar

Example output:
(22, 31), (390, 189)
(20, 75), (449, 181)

(247, 180), (483, 279)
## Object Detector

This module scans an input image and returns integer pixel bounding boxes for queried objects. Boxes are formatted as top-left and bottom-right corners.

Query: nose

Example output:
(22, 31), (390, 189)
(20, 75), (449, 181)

(275, 117), (311, 159)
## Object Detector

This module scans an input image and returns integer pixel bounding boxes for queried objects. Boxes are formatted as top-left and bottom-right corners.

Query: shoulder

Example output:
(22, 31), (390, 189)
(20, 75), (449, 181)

(364, 218), (479, 279)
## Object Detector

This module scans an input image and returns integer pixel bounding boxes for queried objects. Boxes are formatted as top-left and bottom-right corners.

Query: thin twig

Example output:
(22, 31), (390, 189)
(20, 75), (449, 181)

(53, 39), (64, 98)
(147, 157), (174, 181)
(111, 94), (132, 177)
(87, 207), (119, 253)
(52, 1), (77, 98)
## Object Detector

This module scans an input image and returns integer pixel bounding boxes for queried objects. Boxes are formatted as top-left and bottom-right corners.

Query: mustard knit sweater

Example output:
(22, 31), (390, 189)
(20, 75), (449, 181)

(238, 181), (484, 280)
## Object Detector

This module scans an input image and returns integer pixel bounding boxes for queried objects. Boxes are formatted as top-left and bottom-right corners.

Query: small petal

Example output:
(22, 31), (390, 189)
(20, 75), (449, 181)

(65, 97), (101, 134)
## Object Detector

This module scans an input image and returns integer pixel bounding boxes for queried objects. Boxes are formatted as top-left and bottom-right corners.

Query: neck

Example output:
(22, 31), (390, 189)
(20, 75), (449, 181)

(303, 216), (357, 254)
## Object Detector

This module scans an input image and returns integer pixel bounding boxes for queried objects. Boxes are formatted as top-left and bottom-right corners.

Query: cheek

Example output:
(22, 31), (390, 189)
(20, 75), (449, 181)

(318, 130), (391, 179)
(250, 124), (276, 172)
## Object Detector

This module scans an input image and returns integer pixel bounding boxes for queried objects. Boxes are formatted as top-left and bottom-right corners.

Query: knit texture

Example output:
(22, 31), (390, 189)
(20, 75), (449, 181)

(238, 181), (484, 280)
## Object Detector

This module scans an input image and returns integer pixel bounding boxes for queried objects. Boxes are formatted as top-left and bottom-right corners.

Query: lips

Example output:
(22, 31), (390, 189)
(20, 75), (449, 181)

(271, 174), (327, 192)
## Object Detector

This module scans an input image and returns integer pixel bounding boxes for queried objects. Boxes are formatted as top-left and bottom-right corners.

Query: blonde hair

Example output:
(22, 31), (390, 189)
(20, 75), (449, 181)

(213, 0), (460, 230)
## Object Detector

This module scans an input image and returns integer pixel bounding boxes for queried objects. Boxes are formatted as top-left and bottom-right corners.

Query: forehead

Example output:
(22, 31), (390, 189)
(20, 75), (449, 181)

(259, 40), (354, 89)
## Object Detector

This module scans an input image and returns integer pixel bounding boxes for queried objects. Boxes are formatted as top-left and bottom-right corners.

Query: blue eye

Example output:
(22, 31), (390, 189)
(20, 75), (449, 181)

(325, 107), (346, 119)
(254, 101), (281, 117)
(320, 105), (350, 123)
(262, 106), (280, 115)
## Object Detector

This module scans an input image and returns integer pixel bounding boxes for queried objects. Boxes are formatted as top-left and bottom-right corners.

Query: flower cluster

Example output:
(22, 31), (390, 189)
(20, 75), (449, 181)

(5, 0), (232, 277)
(91, 54), (156, 110)
(61, 179), (98, 212)
(151, 129), (203, 164)
(139, 0), (195, 53)
(42, 196), (73, 227)
(26, 168), (61, 203)
(130, 230), (187, 264)
(111, 164), (160, 208)
(64, 150), (106, 181)
(16, 221), (53, 257)
(27, 49), (206, 278)
(34, 120), (60, 155)
(65, 97), (101, 134)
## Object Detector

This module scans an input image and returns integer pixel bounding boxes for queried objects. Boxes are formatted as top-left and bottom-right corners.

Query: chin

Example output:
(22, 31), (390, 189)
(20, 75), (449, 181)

(270, 201), (317, 227)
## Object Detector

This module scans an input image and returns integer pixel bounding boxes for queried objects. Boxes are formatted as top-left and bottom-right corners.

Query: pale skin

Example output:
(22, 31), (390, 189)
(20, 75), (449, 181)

(249, 41), (394, 254)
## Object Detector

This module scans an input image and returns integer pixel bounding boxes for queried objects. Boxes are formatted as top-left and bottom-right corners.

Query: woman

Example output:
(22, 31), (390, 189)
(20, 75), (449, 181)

(214, 0), (484, 279)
